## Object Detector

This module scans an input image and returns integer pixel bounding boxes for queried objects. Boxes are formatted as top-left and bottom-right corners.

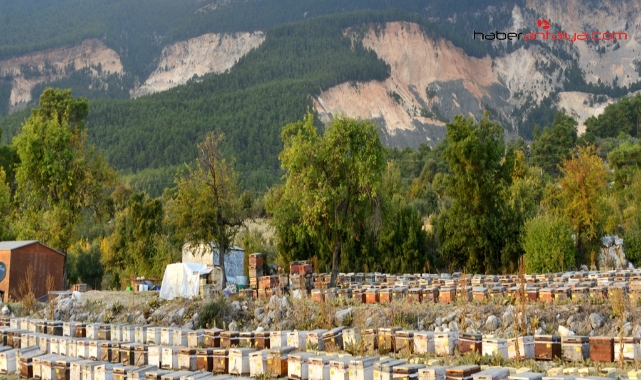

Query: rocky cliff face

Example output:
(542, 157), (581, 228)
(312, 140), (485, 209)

(133, 31), (265, 97)
(316, 0), (641, 146)
(0, 39), (123, 112)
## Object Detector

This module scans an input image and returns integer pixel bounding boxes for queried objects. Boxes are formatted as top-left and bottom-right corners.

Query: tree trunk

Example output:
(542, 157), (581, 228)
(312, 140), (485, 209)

(219, 244), (227, 289)
(330, 240), (341, 288)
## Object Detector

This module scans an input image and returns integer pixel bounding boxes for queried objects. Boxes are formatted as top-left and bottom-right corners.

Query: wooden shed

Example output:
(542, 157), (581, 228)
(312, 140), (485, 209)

(0, 240), (65, 301)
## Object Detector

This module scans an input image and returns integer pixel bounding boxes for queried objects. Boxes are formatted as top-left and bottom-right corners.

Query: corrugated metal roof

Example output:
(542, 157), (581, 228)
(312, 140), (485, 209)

(0, 240), (65, 256)
(0, 240), (39, 250)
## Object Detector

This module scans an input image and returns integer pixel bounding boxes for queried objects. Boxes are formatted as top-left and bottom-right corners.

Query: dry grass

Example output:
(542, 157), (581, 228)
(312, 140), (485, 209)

(17, 264), (36, 315)
(46, 274), (55, 320)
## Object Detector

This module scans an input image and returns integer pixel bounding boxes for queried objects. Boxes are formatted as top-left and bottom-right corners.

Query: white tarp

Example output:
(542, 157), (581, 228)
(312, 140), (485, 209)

(159, 262), (212, 300)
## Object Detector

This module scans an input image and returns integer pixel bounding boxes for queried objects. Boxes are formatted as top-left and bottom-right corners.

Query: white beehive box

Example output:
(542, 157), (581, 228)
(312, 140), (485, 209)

(229, 348), (255, 375)
(111, 324), (124, 342)
(134, 325), (150, 344)
(434, 333), (457, 356)
(67, 339), (78, 358)
(129, 364), (159, 380)
(62, 322), (77, 337)
(94, 362), (124, 380)
(187, 330), (205, 348)
(413, 332), (435, 355)
(309, 356), (331, 380)
(161, 346), (180, 370)
(147, 327), (162, 345)
(85, 324), (99, 340)
(178, 348), (198, 371)
(0, 348), (18, 374)
(49, 337), (60, 355)
(89, 340), (104, 361)
(120, 324), (135, 343)
(289, 352), (316, 380)
(507, 337), (534, 360)
(173, 329), (189, 347)
(41, 355), (65, 380)
(69, 359), (92, 380)
(308, 330), (328, 351)
(342, 329), (360, 347)
(76, 339), (90, 359)
(271, 330), (290, 348)
(348, 356), (378, 380)
(58, 338), (70, 357)
(161, 328), (175, 346)
(392, 364), (426, 380)
(148, 346), (163, 368)
(330, 358), (351, 380)
(180, 371), (214, 380)
(288, 331), (308, 349)
(482, 338), (508, 358)
(249, 350), (268, 377)
(418, 366), (448, 380)
(473, 368), (510, 380)
(82, 361), (103, 380)
(38, 334), (51, 353)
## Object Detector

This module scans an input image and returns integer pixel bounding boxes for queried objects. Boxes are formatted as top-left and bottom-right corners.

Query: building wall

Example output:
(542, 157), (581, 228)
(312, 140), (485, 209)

(8, 243), (64, 300)
(0, 250), (12, 302)
(182, 243), (245, 282)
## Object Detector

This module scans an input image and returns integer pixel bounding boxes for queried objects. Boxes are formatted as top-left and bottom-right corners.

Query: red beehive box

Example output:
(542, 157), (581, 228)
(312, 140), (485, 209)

(459, 333), (482, 354)
(366, 289), (379, 304)
(526, 288), (539, 302)
(259, 275), (279, 289)
(439, 287), (456, 303)
(408, 288), (422, 303)
(589, 336), (614, 363)
(421, 287), (439, 303)
(249, 253), (264, 268)
(539, 288), (553, 302)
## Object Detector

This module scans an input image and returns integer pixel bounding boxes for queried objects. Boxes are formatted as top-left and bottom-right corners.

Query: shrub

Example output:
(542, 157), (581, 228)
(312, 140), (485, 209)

(198, 297), (230, 328)
(522, 214), (577, 273)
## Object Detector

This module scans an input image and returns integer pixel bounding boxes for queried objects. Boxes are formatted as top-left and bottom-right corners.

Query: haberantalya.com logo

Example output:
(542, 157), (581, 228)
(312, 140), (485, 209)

(474, 19), (628, 42)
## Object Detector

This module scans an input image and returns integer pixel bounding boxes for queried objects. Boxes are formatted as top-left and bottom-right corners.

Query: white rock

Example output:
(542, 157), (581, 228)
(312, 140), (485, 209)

(558, 325), (574, 337)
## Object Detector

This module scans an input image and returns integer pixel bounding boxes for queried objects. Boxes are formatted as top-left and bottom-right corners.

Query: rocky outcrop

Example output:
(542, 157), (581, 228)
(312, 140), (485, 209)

(133, 32), (265, 97)
(0, 39), (123, 111)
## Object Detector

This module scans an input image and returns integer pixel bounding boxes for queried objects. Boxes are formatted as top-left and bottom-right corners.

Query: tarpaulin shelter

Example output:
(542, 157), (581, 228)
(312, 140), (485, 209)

(159, 262), (212, 300)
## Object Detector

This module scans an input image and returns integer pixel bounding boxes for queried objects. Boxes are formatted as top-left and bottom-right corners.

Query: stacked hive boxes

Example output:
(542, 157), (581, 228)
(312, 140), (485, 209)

(290, 260), (313, 294)
(249, 253), (264, 297)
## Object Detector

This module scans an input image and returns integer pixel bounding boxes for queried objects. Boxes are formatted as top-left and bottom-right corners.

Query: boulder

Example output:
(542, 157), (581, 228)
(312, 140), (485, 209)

(334, 308), (353, 326)
(254, 307), (265, 319)
(589, 313), (605, 330)
(485, 315), (500, 331)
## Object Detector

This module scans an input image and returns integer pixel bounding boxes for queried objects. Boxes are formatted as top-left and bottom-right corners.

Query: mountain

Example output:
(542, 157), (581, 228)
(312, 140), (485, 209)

(0, 0), (639, 195)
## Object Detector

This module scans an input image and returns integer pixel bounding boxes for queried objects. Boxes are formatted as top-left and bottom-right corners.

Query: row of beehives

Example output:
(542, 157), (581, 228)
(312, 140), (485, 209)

(2, 318), (641, 376)
(256, 269), (641, 304)
(0, 319), (627, 380)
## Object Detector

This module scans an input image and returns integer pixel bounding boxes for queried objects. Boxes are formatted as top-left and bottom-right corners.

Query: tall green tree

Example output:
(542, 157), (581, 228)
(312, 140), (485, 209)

(529, 112), (578, 176)
(436, 112), (508, 273)
(550, 144), (609, 261)
(278, 111), (386, 286)
(170, 132), (245, 288)
(13, 88), (115, 253)
(101, 191), (176, 282)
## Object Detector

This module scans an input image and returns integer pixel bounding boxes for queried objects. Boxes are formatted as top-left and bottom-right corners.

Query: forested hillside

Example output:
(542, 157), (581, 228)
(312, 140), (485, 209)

(1, 8), (510, 194)
(0, 0), (639, 197)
